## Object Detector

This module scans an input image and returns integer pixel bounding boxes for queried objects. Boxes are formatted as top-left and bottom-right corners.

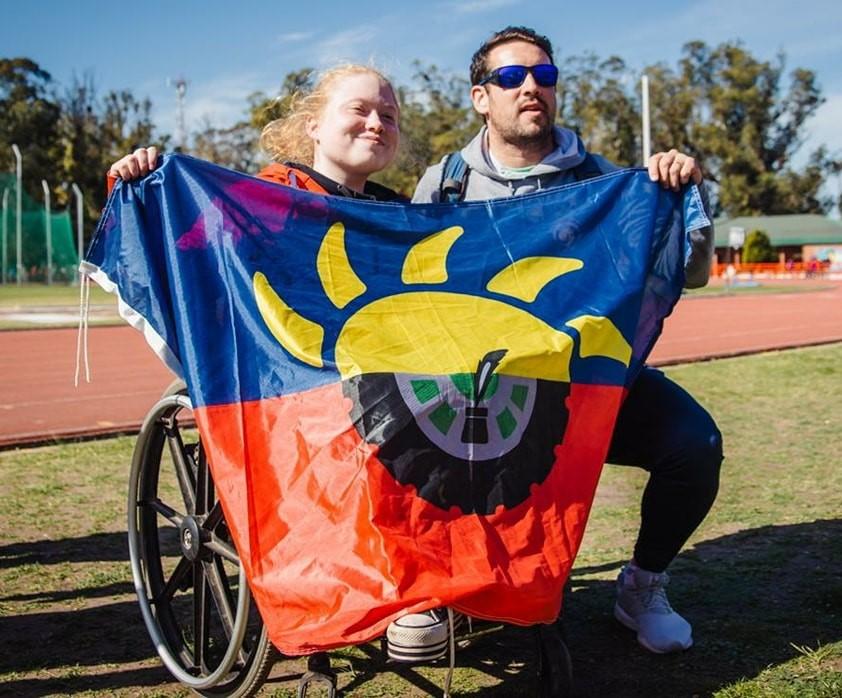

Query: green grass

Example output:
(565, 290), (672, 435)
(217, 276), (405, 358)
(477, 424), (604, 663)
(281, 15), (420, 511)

(0, 282), (114, 307)
(0, 282), (119, 329)
(1, 343), (840, 696)
(716, 643), (842, 698)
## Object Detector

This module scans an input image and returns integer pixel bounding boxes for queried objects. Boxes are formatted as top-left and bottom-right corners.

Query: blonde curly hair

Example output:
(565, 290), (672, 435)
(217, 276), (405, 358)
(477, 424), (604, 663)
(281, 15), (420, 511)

(260, 64), (398, 166)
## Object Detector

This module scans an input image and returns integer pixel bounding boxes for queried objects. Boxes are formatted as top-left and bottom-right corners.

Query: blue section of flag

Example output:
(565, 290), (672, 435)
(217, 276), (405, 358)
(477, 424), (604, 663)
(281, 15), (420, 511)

(84, 154), (696, 408)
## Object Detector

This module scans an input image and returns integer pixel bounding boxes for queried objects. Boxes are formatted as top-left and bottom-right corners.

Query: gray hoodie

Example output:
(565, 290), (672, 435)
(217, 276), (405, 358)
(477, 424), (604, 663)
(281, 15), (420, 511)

(413, 126), (714, 288)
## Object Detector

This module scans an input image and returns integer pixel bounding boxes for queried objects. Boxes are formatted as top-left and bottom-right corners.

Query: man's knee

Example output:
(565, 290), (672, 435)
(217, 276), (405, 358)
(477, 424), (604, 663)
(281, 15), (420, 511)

(677, 418), (724, 493)
(694, 414), (723, 461)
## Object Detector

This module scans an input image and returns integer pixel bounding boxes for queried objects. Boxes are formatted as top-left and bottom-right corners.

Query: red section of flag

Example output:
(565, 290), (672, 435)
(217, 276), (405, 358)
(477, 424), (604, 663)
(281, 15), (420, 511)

(194, 380), (624, 655)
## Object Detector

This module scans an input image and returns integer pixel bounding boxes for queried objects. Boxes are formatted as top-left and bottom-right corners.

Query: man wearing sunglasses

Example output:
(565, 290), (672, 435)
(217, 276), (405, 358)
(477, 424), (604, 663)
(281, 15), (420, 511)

(407, 26), (722, 657)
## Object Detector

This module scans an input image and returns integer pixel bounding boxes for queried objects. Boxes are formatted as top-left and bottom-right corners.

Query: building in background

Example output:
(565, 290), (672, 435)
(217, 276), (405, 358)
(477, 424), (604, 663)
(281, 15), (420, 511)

(712, 214), (842, 274)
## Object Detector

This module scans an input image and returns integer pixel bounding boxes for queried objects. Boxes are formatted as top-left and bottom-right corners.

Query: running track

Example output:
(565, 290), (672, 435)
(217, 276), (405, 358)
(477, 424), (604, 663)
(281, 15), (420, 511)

(2, 282), (841, 447)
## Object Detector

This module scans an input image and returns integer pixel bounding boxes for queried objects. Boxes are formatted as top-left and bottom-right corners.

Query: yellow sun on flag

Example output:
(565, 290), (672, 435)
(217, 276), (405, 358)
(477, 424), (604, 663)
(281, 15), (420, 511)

(253, 222), (632, 380)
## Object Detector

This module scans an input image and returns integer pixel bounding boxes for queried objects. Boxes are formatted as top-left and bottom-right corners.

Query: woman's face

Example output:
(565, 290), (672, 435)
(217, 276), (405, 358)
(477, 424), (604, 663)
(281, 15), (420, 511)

(308, 72), (400, 184)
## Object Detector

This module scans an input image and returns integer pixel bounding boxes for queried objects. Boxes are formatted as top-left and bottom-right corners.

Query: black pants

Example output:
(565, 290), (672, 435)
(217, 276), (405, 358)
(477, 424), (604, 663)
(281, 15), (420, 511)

(606, 367), (724, 573)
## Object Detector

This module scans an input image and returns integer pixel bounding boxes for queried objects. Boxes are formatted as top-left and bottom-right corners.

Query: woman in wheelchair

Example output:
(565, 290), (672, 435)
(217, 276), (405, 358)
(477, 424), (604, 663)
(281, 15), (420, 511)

(115, 64), (559, 698)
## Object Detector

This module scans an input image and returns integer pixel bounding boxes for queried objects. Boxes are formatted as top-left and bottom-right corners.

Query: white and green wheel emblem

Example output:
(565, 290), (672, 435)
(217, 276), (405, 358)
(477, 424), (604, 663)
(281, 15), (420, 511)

(395, 372), (536, 461)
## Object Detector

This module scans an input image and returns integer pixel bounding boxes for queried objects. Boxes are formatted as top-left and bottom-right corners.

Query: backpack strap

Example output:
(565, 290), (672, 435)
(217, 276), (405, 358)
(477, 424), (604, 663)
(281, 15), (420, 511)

(571, 153), (603, 182)
(439, 152), (470, 203)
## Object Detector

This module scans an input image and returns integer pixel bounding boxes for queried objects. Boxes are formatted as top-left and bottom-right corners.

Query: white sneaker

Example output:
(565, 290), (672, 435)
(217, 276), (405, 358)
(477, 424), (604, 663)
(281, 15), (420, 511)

(614, 563), (693, 653)
(386, 608), (463, 663)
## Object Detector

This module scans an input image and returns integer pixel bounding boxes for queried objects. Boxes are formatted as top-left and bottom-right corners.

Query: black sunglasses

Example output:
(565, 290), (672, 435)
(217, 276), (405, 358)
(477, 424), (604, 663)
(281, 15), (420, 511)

(479, 64), (559, 89)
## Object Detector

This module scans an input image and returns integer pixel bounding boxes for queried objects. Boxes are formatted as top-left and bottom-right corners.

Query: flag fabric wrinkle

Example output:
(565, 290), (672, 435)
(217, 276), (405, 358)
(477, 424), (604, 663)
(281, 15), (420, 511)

(83, 154), (705, 654)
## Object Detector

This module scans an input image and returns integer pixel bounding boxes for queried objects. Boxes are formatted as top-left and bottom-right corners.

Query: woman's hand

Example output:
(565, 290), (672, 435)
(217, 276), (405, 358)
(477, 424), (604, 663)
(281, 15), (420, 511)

(108, 146), (159, 181)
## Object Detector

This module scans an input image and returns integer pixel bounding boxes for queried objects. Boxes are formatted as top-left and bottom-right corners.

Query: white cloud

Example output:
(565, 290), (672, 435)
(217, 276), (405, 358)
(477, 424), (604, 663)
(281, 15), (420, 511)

(277, 31), (314, 43)
(802, 93), (842, 157)
(315, 26), (380, 64)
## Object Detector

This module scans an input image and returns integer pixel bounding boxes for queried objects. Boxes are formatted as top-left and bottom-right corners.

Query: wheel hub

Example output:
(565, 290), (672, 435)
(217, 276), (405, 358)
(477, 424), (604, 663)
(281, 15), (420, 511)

(179, 515), (203, 561)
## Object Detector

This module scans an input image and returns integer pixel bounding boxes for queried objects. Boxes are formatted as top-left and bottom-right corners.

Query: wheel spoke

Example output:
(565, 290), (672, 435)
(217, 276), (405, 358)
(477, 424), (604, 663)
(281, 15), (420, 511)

(148, 497), (184, 527)
(204, 558), (236, 640)
(205, 534), (240, 564)
(165, 422), (196, 515)
(195, 441), (211, 517)
(203, 501), (224, 532)
(193, 560), (209, 672)
(199, 442), (213, 493)
(206, 557), (251, 666)
(154, 556), (193, 605)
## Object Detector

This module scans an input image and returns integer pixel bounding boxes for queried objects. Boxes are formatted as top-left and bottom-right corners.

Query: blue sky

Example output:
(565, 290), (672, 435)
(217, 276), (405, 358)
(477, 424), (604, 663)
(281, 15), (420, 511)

(4, 0), (842, 173)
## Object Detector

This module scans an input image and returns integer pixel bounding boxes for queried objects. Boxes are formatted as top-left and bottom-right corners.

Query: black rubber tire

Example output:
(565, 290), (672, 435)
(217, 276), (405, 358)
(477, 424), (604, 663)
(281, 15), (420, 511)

(536, 619), (574, 698)
(128, 380), (276, 697)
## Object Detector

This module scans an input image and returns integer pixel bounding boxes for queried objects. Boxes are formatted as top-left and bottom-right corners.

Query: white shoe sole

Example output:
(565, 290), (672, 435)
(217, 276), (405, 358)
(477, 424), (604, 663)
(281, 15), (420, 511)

(385, 612), (465, 664)
(613, 603), (693, 654)
(386, 637), (448, 663)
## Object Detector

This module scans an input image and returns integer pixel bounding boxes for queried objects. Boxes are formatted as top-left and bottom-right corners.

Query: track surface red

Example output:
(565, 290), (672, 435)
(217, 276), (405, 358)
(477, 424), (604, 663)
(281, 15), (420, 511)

(650, 281), (842, 364)
(2, 282), (841, 447)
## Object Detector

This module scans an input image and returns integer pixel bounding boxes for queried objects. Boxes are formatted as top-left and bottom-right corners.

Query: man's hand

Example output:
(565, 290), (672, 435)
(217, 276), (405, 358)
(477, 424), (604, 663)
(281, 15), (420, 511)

(648, 149), (702, 191)
(108, 146), (159, 181)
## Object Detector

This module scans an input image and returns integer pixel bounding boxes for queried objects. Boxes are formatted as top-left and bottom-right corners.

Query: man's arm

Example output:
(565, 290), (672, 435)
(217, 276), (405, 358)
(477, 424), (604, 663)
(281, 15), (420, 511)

(648, 150), (714, 288)
(684, 183), (714, 288)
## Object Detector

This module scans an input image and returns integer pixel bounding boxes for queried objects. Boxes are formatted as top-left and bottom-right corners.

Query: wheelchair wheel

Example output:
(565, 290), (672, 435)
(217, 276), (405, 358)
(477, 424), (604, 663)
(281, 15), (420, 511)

(128, 380), (276, 697)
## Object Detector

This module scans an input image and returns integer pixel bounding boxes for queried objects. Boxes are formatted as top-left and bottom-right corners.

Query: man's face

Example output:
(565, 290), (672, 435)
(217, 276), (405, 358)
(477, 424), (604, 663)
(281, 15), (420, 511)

(471, 40), (557, 150)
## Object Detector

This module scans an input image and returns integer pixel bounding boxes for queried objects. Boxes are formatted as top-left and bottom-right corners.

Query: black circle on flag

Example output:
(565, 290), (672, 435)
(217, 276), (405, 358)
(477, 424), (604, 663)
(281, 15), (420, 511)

(343, 371), (570, 515)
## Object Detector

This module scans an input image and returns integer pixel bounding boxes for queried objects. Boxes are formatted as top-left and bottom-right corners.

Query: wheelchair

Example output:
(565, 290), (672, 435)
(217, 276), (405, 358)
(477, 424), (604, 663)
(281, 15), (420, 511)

(128, 380), (574, 697)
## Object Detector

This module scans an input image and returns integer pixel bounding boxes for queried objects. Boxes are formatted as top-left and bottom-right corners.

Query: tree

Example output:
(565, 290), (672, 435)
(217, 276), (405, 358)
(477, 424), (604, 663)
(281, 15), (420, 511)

(556, 54), (640, 166)
(0, 58), (62, 200)
(742, 229), (776, 263)
(188, 69), (317, 174)
(642, 61), (701, 164)
(375, 63), (481, 195)
(650, 41), (832, 216)
(191, 116), (261, 173)
(552, 43), (836, 217)
(56, 77), (167, 232)
(98, 89), (160, 159)
(249, 68), (315, 131)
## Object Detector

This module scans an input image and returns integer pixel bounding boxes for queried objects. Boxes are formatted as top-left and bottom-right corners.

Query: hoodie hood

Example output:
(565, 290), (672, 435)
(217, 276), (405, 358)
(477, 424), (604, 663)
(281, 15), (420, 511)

(411, 126), (714, 291)
(411, 124), (618, 203)
(461, 126), (588, 181)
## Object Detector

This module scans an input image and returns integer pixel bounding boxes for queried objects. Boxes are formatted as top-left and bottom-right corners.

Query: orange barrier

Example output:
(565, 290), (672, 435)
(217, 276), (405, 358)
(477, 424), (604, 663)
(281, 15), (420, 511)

(711, 261), (831, 277)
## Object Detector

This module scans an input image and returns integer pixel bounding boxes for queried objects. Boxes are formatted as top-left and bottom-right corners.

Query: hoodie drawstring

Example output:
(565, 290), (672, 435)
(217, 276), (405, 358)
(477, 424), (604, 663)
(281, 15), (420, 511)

(75, 273), (91, 386)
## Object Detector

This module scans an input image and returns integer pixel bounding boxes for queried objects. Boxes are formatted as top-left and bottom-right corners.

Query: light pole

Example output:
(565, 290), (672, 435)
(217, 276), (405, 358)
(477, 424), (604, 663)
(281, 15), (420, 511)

(1, 187), (8, 284)
(41, 179), (52, 285)
(71, 183), (84, 283)
(641, 74), (651, 165)
(11, 144), (22, 285)
(168, 76), (189, 150)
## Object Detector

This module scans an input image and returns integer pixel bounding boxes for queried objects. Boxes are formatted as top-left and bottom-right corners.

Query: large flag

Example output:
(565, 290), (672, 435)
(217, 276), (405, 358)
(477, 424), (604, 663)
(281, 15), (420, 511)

(84, 154), (708, 655)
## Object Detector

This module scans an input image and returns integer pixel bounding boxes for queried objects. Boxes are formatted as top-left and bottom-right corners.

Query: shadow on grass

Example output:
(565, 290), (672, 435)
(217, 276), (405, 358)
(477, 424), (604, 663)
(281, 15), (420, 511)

(0, 666), (176, 698)
(0, 598), (158, 674)
(1, 520), (839, 696)
(0, 531), (127, 568)
(565, 517), (842, 697)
